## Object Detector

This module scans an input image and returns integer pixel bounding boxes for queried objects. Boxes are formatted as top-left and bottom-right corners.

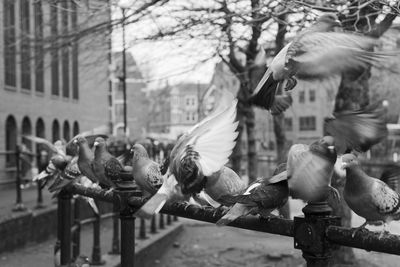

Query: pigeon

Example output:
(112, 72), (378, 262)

(216, 165), (289, 225)
(250, 13), (388, 113)
(92, 137), (124, 189)
(287, 136), (339, 203)
(201, 166), (247, 208)
(131, 143), (163, 197)
(341, 153), (400, 237)
(325, 103), (388, 154)
(134, 99), (239, 219)
(74, 136), (99, 184)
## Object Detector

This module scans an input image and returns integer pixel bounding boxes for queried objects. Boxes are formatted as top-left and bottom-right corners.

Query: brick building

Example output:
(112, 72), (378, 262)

(0, 1), (112, 179)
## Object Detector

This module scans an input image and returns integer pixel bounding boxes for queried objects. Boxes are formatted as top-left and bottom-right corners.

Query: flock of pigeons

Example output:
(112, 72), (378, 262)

(29, 13), (400, 238)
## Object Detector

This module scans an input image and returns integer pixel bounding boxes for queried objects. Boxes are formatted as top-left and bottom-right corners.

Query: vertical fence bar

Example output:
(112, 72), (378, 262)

(294, 202), (341, 267)
(150, 215), (157, 234)
(173, 215), (178, 222)
(35, 150), (47, 209)
(109, 203), (120, 255)
(13, 146), (26, 211)
(91, 212), (104, 265)
(72, 198), (81, 260)
(159, 214), (165, 229)
(35, 180), (45, 209)
(116, 180), (141, 267)
(59, 190), (73, 265)
(167, 214), (171, 225)
(139, 218), (147, 239)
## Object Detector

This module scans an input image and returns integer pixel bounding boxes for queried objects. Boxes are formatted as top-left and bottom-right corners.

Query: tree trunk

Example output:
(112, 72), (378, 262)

(246, 105), (258, 181)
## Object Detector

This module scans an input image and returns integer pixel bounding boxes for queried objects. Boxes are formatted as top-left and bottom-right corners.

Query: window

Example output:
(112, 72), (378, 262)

(73, 121), (80, 136)
(52, 120), (60, 142)
(20, 0), (31, 90)
(186, 98), (190, 106)
(63, 121), (70, 141)
(309, 90), (316, 102)
(299, 116), (316, 131)
(34, 1), (44, 93)
(21, 116), (32, 150)
(4, 0), (16, 87)
(62, 1), (69, 98)
(299, 91), (305, 103)
(5, 115), (17, 166)
(284, 117), (293, 131)
(51, 3), (59, 96)
(35, 118), (46, 161)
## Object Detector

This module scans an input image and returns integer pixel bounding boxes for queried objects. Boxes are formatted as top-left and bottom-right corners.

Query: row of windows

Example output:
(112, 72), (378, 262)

(284, 116), (316, 131)
(3, 0), (79, 99)
(4, 115), (79, 166)
(298, 89), (316, 103)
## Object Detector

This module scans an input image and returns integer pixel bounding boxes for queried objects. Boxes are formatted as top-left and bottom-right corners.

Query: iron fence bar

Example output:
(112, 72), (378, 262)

(68, 183), (115, 203)
(91, 212), (104, 265)
(128, 197), (294, 237)
(167, 214), (171, 225)
(326, 225), (400, 256)
(0, 150), (17, 155)
(13, 145), (26, 212)
(78, 211), (117, 226)
(150, 215), (157, 234)
(59, 191), (73, 265)
(72, 198), (81, 260)
(35, 180), (45, 209)
(110, 203), (120, 255)
(159, 213), (165, 229)
(139, 218), (147, 239)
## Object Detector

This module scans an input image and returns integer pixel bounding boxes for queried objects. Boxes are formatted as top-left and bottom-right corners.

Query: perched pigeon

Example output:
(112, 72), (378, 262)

(74, 136), (98, 184)
(92, 137), (124, 188)
(325, 103), (388, 154)
(341, 153), (400, 237)
(216, 166), (288, 226)
(201, 166), (247, 208)
(250, 13), (388, 113)
(134, 99), (239, 219)
(131, 143), (163, 197)
(287, 136), (339, 203)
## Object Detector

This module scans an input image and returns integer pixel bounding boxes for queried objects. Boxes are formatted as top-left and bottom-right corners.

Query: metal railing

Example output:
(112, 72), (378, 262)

(57, 178), (400, 267)
(0, 145), (46, 211)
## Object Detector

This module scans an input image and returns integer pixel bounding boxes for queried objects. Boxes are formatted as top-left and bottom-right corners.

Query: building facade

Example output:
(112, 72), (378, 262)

(148, 82), (208, 139)
(0, 1), (111, 179)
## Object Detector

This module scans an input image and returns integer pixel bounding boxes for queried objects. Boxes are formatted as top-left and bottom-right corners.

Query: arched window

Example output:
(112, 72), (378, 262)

(21, 116), (32, 150)
(35, 117), (45, 150)
(5, 115), (17, 166)
(63, 120), (70, 141)
(73, 121), (79, 136)
(52, 119), (60, 142)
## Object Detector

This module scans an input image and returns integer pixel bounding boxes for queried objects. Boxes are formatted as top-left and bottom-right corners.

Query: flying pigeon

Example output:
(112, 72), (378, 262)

(216, 165), (288, 225)
(325, 103), (388, 154)
(287, 136), (339, 203)
(134, 99), (239, 219)
(341, 153), (400, 237)
(250, 13), (388, 113)
(131, 143), (163, 197)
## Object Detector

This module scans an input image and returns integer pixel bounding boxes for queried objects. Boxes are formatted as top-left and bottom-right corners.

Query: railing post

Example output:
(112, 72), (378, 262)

(294, 202), (341, 267)
(91, 212), (105, 265)
(72, 198), (81, 261)
(139, 218), (147, 239)
(150, 215), (157, 234)
(167, 214), (171, 225)
(159, 214), (165, 229)
(115, 179), (141, 267)
(13, 145), (26, 212)
(58, 190), (73, 265)
(35, 150), (47, 209)
(109, 203), (120, 255)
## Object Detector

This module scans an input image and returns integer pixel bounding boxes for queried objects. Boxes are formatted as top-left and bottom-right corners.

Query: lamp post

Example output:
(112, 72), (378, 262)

(118, 1), (129, 136)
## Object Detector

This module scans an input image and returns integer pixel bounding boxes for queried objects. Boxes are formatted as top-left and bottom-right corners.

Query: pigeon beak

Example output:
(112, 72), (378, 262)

(93, 141), (99, 147)
(334, 19), (342, 27)
(327, 145), (335, 152)
(73, 139), (78, 145)
(341, 162), (348, 170)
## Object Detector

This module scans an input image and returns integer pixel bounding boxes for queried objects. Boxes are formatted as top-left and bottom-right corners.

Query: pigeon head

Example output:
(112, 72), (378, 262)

(93, 137), (106, 148)
(51, 154), (68, 170)
(310, 136), (337, 162)
(130, 144), (149, 160)
(341, 153), (359, 169)
(73, 136), (87, 146)
(314, 13), (341, 31)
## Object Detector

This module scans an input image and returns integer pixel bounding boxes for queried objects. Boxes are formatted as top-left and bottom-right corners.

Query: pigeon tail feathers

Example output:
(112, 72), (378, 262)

(134, 193), (169, 219)
(216, 203), (250, 226)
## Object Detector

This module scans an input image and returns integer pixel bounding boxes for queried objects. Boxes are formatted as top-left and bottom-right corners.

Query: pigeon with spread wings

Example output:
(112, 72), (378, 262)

(135, 99), (239, 218)
(250, 13), (390, 113)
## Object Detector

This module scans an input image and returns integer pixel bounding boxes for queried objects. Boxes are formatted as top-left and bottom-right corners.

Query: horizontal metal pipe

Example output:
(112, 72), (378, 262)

(128, 197), (294, 237)
(326, 226), (400, 255)
(67, 184), (116, 203)
(78, 212), (117, 226)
